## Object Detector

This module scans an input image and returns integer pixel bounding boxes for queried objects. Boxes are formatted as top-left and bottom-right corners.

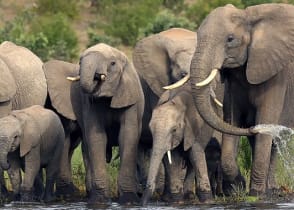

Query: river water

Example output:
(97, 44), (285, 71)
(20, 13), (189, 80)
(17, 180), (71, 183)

(1, 201), (294, 210)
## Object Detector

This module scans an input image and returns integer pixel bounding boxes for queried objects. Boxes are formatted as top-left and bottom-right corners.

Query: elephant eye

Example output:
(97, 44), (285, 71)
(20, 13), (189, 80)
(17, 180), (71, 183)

(110, 61), (116, 66)
(227, 34), (235, 43)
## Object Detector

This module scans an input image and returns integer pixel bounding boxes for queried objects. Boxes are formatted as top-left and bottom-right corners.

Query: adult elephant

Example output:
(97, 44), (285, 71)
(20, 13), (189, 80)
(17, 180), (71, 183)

(133, 28), (197, 200)
(176, 4), (294, 197)
(0, 41), (47, 194)
(142, 83), (223, 205)
(44, 43), (144, 205)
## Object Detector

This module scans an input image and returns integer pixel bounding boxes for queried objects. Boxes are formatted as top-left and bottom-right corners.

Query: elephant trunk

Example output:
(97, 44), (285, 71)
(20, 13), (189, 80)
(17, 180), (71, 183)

(0, 140), (10, 170)
(79, 62), (99, 94)
(142, 145), (166, 206)
(190, 37), (253, 136)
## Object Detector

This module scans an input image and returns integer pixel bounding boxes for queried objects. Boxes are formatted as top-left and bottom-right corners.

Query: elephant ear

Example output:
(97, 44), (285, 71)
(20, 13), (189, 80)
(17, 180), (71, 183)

(20, 119), (40, 157)
(0, 58), (16, 102)
(246, 4), (294, 84)
(111, 61), (142, 108)
(43, 60), (79, 120)
(157, 90), (171, 106)
(183, 118), (194, 151)
(12, 111), (40, 157)
(133, 34), (170, 97)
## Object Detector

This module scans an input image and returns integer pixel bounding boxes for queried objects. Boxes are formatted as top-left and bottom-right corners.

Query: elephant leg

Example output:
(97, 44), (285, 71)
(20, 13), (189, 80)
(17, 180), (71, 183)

(33, 170), (44, 201)
(183, 162), (196, 200)
(21, 150), (40, 202)
(56, 133), (74, 197)
(86, 130), (109, 204)
(136, 145), (149, 196)
(56, 132), (81, 198)
(221, 134), (245, 196)
(117, 111), (140, 204)
(266, 144), (279, 194)
(81, 141), (92, 197)
(250, 81), (285, 196)
(189, 142), (212, 202)
(7, 153), (21, 200)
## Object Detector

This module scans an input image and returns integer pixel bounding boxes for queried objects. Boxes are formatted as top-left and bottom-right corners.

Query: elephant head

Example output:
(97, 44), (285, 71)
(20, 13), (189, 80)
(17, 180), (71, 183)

(142, 86), (197, 204)
(133, 28), (196, 97)
(79, 43), (141, 108)
(175, 4), (294, 136)
(0, 111), (40, 170)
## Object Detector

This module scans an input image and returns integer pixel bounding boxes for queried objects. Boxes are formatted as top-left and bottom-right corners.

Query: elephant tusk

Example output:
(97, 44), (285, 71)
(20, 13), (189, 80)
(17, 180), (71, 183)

(195, 69), (218, 87)
(167, 150), (172, 165)
(163, 74), (190, 90)
(100, 74), (106, 81)
(66, 75), (80, 81)
(213, 97), (223, 108)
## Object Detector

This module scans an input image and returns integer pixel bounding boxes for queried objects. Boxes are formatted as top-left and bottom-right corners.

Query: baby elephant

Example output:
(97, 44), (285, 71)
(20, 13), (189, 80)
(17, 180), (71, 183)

(0, 105), (65, 202)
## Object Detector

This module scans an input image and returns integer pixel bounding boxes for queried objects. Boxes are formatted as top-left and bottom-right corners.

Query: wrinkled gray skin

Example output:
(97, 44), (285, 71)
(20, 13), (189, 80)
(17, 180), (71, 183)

(189, 4), (294, 197)
(142, 83), (223, 205)
(0, 41), (47, 196)
(0, 105), (64, 202)
(133, 28), (197, 200)
(44, 43), (144, 205)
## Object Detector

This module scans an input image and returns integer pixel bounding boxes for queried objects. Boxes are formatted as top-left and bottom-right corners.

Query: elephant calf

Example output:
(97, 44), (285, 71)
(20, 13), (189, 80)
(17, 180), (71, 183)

(0, 105), (65, 202)
(142, 83), (223, 204)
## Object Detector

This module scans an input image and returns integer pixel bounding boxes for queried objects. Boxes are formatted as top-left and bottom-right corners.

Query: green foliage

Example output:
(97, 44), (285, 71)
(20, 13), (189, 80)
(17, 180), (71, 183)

(104, 0), (163, 45)
(138, 9), (196, 39)
(0, 9), (78, 61)
(87, 31), (121, 47)
(35, 0), (79, 19)
(30, 13), (78, 61)
(186, 0), (244, 27)
(237, 136), (252, 187)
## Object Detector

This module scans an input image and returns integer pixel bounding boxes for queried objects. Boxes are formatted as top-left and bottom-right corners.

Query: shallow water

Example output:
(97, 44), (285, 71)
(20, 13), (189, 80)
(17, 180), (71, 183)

(2, 201), (294, 210)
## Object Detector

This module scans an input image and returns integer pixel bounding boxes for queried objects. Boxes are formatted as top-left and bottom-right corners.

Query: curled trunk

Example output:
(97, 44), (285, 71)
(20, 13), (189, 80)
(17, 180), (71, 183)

(190, 38), (252, 136)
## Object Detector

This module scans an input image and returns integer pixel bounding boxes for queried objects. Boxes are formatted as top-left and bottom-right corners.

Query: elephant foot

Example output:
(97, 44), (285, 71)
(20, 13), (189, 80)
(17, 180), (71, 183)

(20, 190), (37, 202)
(56, 182), (80, 198)
(118, 192), (140, 205)
(196, 190), (213, 203)
(223, 174), (246, 196)
(184, 191), (195, 200)
(43, 193), (56, 203)
(161, 192), (184, 203)
(87, 189), (111, 206)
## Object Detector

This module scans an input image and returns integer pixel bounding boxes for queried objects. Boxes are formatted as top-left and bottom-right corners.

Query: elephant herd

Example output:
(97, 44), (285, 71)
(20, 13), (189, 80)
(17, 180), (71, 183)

(0, 3), (294, 206)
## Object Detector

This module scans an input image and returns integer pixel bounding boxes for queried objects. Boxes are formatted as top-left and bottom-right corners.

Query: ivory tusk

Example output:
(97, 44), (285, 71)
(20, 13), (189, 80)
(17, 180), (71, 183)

(167, 150), (172, 165)
(163, 74), (190, 90)
(66, 75), (80, 81)
(213, 97), (223, 108)
(100, 74), (106, 81)
(195, 69), (218, 87)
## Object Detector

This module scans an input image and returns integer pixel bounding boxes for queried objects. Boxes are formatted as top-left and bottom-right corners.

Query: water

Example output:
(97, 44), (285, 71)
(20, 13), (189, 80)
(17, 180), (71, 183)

(1, 201), (294, 210)
(252, 124), (294, 172)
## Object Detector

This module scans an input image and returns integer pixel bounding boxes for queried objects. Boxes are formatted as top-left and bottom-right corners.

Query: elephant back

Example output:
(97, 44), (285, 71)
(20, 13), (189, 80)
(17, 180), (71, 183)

(0, 58), (16, 102)
(0, 41), (47, 110)
(43, 59), (80, 121)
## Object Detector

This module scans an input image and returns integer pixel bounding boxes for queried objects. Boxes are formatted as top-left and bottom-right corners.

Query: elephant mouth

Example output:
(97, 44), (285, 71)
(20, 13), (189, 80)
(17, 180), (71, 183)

(92, 73), (107, 95)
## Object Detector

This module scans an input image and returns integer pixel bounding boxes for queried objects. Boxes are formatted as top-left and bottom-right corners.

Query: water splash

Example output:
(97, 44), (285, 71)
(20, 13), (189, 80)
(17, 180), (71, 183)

(252, 124), (294, 190)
